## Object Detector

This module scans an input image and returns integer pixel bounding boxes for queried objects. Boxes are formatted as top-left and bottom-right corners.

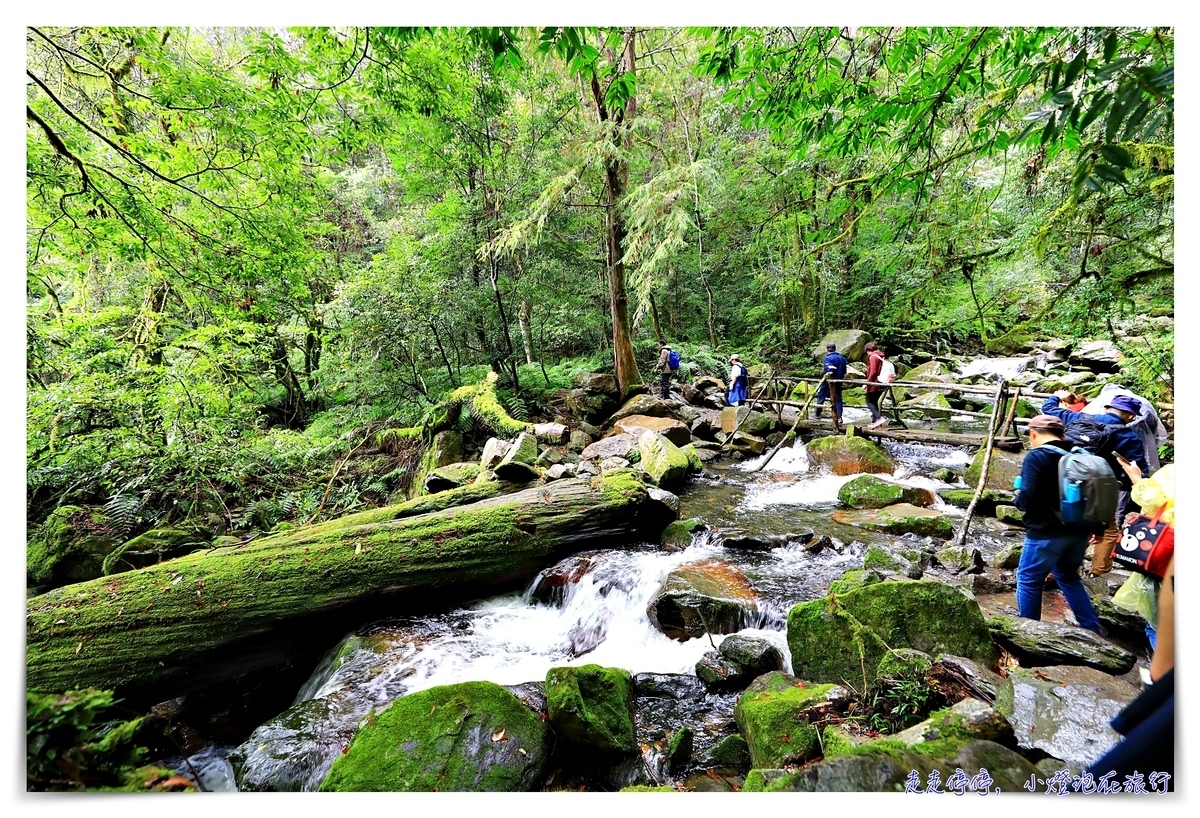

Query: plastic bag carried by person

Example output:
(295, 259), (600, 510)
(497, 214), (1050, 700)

(1113, 572), (1161, 625)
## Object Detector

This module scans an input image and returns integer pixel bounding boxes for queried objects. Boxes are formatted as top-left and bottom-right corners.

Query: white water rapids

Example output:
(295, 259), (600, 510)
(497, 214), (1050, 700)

(176, 437), (979, 791)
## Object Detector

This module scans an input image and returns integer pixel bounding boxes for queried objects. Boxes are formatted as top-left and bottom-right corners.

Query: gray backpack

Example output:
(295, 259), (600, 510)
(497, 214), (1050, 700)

(1049, 447), (1120, 534)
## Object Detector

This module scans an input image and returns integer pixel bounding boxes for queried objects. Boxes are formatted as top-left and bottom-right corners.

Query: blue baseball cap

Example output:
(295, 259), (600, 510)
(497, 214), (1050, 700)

(1105, 395), (1141, 416)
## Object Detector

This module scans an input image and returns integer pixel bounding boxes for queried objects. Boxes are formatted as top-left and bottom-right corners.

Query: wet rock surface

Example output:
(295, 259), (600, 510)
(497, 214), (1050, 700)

(995, 665), (1138, 767)
(987, 614), (1137, 674)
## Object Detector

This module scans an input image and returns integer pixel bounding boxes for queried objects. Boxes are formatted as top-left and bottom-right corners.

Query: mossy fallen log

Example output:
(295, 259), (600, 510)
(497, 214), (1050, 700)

(27, 470), (666, 699)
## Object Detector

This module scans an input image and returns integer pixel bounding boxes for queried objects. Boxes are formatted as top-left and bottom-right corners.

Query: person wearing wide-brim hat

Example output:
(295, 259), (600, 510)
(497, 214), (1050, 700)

(727, 355), (749, 407)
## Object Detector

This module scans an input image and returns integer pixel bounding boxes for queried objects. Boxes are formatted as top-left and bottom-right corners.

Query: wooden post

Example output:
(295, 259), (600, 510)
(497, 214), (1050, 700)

(952, 379), (1008, 548)
(755, 373), (828, 472)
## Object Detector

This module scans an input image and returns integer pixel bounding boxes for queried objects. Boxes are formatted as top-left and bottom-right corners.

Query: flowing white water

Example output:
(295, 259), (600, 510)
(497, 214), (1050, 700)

(299, 541), (789, 706)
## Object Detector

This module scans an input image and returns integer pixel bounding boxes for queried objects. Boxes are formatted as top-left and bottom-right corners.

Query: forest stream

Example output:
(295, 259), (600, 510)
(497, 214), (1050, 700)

(157, 419), (1073, 792)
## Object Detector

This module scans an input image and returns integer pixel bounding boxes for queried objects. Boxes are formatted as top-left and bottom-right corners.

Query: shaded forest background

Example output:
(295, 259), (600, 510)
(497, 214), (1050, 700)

(26, 26), (1173, 540)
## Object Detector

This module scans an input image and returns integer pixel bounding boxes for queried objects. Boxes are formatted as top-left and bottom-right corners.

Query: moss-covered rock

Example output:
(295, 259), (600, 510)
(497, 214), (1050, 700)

(610, 394), (674, 424)
(787, 580), (998, 690)
(862, 545), (920, 578)
(423, 462), (482, 494)
(545, 664), (637, 756)
(936, 487), (1014, 516)
(965, 446), (1026, 492)
(995, 505), (1024, 525)
(720, 406), (773, 436)
(647, 559), (759, 641)
(27, 506), (117, 589)
(901, 360), (954, 385)
(660, 518), (705, 550)
(701, 734), (750, 771)
(760, 739), (1038, 792)
(898, 391), (954, 419)
(934, 545), (986, 574)
(986, 615), (1136, 674)
(827, 569), (885, 595)
(494, 432), (540, 481)
(101, 528), (211, 576)
(811, 330), (871, 362)
(319, 681), (550, 791)
(837, 475), (935, 509)
(697, 635), (784, 691)
(831, 504), (954, 539)
(666, 726), (694, 772)
(680, 443), (703, 474)
(805, 435), (895, 476)
(565, 389), (619, 426)
(638, 430), (690, 490)
(991, 543), (1023, 569)
(733, 672), (839, 768)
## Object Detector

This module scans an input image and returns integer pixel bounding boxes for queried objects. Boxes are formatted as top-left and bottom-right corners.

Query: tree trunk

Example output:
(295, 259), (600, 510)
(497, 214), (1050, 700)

(27, 471), (671, 700)
(648, 292), (664, 342)
(592, 29), (642, 398)
(518, 297), (534, 365)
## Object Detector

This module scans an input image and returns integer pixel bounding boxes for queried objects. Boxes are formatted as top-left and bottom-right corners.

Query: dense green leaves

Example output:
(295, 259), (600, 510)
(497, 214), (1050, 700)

(27, 25), (1173, 549)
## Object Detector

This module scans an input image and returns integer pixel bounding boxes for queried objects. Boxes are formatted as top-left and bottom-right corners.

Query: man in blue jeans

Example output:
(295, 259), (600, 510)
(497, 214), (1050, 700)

(1012, 414), (1104, 634)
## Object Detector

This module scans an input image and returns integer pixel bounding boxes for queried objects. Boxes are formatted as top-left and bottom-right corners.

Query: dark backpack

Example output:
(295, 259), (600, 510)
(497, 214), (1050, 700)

(667, 349), (681, 371)
(1063, 414), (1121, 458)
(1047, 447), (1120, 534)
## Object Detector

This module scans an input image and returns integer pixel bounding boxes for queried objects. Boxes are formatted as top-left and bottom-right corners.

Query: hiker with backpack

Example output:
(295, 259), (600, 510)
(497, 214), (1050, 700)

(654, 338), (680, 401)
(1012, 414), (1107, 635)
(727, 355), (749, 406)
(1041, 391), (1149, 575)
(864, 341), (894, 428)
(814, 342), (848, 425)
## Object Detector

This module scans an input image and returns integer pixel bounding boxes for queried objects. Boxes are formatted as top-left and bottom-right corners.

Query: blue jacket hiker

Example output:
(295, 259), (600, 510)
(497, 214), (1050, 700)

(815, 343), (848, 422)
(1013, 414), (1103, 634)
(727, 355), (749, 406)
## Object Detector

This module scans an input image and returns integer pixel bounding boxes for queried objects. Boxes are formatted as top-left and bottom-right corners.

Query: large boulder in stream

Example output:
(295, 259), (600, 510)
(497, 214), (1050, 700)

(27, 471), (668, 698)
(986, 615), (1137, 674)
(613, 414), (691, 447)
(965, 446), (1026, 492)
(898, 391), (954, 419)
(720, 405), (774, 436)
(232, 691), (367, 792)
(994, 665), (1140, 768)
(787, 580), (998, 689)
(831, 503), (954, 539)
(695, 635), (784, 691)
(319, 680), (551, 791)
(805, 435), (895, 476)
(545, 664), (638, 756)
(647, 559), (759, 641)
(734, 671), (844, 768)
(811, 330), (871, 362)
(637, 430), (691, 490)
(837, 474), (935, 509)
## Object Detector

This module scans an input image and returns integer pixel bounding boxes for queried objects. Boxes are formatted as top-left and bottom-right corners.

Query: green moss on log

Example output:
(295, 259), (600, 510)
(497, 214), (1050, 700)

(27, 472), (652, 694)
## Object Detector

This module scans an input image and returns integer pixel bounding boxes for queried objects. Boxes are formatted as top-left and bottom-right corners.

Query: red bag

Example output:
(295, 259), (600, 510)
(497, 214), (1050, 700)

(1113, 507), (1174, 579)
